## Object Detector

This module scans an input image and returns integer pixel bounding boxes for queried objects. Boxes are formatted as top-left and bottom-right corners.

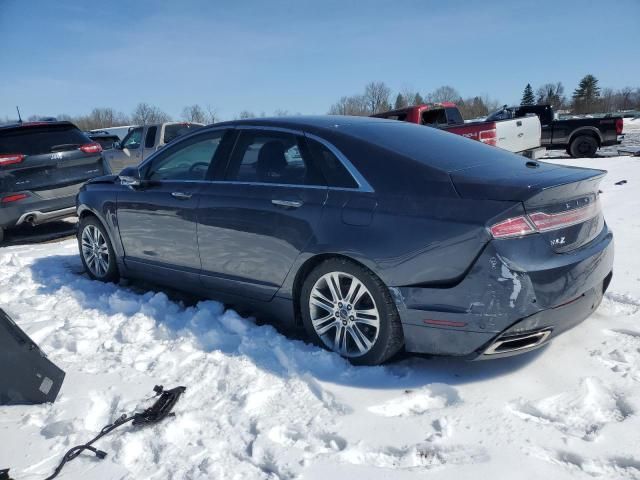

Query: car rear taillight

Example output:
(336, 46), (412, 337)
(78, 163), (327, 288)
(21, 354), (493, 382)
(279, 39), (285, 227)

(489, 216), (536, 238)
(528, 201), (600, 232)
(615, 118), (623, 135)
(0, 153), (26, 167)
(490, 200), (600, 239)
(479, 129), (497, 146)
(79, 142), (103, 154)
(1, 193), (29, 204)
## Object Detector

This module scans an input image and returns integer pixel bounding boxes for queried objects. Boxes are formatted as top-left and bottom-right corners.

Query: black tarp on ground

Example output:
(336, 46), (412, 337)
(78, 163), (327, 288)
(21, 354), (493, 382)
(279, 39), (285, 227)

(0, 308), (65, 405)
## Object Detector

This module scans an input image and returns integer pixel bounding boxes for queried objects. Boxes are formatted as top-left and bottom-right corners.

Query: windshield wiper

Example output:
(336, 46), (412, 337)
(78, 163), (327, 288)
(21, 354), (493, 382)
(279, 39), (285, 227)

(50, 143), (82, 152)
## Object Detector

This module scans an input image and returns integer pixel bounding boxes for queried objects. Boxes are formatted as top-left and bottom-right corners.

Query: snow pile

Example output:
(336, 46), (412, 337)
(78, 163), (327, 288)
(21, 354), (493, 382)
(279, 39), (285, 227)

(1, 156), (640, 479)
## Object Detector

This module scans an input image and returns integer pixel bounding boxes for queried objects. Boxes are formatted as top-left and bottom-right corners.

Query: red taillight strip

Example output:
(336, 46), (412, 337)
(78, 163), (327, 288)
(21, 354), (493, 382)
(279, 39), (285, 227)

(424, 319), (467, 328)
(0, 153), (26, 166)
(1, 193), (28, 204)
(528, 201), (600, 233)
(79, 142), (103, 154)
(489, 216), (536, 238)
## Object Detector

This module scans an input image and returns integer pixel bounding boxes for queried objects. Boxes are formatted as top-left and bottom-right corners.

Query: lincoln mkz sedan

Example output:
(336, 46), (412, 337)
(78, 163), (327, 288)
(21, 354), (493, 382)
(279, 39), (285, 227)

(76, 116), (613, 365)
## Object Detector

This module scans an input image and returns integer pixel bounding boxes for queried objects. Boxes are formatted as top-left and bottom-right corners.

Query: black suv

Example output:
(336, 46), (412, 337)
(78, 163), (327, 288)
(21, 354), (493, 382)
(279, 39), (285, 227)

(0, 121), (109, 243)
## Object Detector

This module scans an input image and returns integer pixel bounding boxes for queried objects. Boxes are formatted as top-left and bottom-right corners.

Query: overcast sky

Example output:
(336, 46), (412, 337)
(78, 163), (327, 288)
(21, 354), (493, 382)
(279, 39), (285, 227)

(1, 0), (639, 121)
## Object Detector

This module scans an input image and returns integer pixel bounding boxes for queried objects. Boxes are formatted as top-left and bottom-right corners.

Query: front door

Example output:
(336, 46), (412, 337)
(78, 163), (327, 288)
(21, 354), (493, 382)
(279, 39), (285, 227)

(106, 126), (144, 173)
(197, 128), (328, 301)
(116, 129), (227, 285)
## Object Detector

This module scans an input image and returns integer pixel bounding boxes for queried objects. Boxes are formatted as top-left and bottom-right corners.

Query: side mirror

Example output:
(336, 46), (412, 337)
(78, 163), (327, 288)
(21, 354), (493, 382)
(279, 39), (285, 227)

(119, 166), (142, 187)
(113, 141), (122, 150)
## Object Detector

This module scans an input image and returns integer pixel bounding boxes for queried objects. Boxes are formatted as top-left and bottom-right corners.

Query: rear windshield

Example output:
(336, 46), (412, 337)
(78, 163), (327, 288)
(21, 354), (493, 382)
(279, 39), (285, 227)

(163, 124), (201, 144)
(0, 124), (91, 156)
(344, 120), (520, 173)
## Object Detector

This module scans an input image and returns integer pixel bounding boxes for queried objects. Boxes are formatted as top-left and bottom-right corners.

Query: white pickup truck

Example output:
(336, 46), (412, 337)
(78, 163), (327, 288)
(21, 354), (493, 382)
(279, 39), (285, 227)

(373, 102), (543, 157)
(102, 122), (203, 173)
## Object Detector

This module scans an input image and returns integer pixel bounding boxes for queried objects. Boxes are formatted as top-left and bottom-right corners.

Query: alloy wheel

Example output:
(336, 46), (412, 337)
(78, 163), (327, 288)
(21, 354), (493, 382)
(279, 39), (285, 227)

(81, 225), (110, 278)
(309, 271), (380, 357)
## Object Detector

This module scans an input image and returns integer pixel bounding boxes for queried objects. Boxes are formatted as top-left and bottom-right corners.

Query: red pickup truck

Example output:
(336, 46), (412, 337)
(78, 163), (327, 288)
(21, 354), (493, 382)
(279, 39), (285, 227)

(373, 102), (542, 156)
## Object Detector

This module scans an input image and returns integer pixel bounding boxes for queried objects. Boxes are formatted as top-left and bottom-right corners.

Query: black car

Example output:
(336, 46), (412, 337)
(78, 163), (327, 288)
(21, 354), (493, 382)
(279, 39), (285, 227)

(0, 121), (109, 243)
(487, 104), (624, 157)
(76, 116), (614, 365)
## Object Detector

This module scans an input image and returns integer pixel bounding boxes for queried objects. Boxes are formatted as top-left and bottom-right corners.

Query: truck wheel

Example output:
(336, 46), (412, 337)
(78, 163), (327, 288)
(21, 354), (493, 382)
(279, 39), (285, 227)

(569, 135), (598, 158)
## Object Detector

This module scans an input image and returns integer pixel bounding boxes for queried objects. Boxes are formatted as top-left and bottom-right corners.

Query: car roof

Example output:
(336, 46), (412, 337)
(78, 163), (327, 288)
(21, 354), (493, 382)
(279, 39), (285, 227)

(0, 120), (77, 133)
(212, 115), (399, 133)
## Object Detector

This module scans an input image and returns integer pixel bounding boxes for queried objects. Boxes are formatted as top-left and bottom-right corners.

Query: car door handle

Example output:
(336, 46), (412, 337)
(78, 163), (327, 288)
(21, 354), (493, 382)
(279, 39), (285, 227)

(171, 191), (192, 200)
(271, 199), (303, 208)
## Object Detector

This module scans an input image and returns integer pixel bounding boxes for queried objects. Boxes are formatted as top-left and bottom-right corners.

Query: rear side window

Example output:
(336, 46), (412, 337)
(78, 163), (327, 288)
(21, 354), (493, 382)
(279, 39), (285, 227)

(164, 124), (200, 144)
(144, 126), (157, 148)
(445, 108), (464, 125)
(0, 124), (91, 155)
(225, 131), (325, 186)
(305, 138), (358, 188)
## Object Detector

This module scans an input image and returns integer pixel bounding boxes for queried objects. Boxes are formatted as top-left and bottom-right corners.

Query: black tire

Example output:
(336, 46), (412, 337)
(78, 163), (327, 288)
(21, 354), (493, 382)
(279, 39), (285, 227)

(569, 135), (598, 158)
(300, 257), (404, 366)
(77, 215), (119, 282)
(0, 227), (4, 245)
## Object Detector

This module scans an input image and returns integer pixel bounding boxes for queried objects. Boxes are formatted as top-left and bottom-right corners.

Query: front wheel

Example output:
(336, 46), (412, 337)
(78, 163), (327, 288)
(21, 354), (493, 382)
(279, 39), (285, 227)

(78, 216), (119, 282)
(300, 258), (404, 365)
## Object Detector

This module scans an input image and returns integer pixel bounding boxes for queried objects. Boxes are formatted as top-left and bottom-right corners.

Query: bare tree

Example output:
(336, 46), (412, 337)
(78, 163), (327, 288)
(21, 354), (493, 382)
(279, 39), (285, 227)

(181, 104), (206, 123)
(536, 82), (566, 110)
(131, 102), (171, 124)
(328, 95), (369, 116)
(273, 109), (290, 117)
(427, 85), (461, 104)
(204, 104), (218, 124)
(363, 81), (391, 114)
(238, 110), (255, 119)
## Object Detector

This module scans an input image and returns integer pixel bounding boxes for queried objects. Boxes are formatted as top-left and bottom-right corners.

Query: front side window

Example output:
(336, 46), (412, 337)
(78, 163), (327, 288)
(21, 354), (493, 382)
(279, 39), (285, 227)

(122, 127), (143, 150)
(146, 131), (224, 181)
(225, 131), (325, 186)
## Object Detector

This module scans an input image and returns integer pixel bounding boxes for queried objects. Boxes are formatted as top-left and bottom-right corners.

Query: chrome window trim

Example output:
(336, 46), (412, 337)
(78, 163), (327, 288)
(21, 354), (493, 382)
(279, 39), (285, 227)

(304, 132), (374, 193)
(231, 125), (374, 193)
(133, 124), (375, 193)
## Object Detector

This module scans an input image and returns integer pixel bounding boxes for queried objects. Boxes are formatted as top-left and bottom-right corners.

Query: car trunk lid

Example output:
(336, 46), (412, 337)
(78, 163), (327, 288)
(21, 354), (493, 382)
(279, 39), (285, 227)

(451, 160), (606, 252)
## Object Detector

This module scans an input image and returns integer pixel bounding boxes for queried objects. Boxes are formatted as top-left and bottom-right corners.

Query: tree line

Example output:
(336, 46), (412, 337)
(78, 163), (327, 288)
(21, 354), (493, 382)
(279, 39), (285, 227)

(520, 74), (640, 114)
(4, 75), (639, 130)
(328, 82), (502, 119)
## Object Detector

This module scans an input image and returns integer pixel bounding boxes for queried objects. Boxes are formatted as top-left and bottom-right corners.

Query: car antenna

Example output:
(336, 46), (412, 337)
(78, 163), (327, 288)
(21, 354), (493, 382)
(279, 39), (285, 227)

(16, 106), (22, 124)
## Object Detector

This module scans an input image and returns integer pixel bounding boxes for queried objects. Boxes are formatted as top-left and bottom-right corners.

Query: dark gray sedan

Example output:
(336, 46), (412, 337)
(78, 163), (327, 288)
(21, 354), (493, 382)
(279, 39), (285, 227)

(76, 116), (613, 365)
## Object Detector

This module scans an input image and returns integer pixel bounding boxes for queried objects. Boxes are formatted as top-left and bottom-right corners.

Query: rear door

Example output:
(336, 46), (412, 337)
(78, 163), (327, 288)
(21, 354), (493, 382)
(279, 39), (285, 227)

(116, 129), (228, 285)
(196, 128), (328, 301)
(0, 123), (105, 196)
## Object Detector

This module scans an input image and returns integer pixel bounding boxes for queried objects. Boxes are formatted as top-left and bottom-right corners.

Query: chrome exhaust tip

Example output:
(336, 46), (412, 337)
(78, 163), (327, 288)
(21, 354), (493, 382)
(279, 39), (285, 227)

(483, 329), (552, 355)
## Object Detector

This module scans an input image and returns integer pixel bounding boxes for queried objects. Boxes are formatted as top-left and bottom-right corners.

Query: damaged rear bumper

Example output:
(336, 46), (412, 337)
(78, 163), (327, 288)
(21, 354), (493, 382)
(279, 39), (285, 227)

(392, 225), (614, 359)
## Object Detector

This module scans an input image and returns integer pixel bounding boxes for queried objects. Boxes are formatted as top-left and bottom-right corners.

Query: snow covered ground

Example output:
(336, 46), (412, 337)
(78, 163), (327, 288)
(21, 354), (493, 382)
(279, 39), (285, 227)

(1, 142), (640, 479)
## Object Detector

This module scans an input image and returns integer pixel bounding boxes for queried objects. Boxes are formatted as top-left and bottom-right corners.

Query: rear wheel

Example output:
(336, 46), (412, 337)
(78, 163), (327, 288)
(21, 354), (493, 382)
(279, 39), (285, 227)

(569, 135), (598, 158)
(78, 216), (119, 282)
(300, 258), (404, 365)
